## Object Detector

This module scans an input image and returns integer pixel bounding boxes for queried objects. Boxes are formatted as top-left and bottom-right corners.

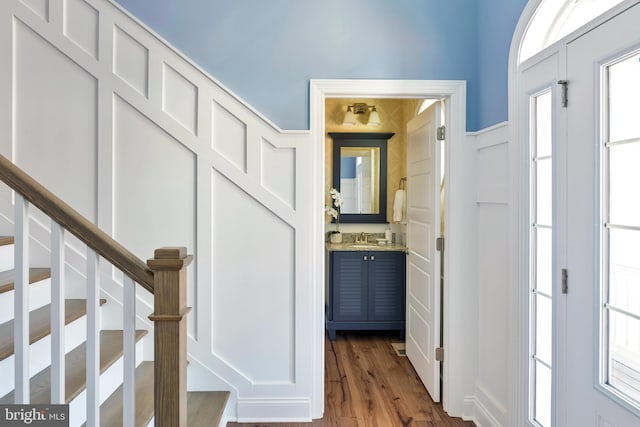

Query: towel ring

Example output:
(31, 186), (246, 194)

(398, 177), (406, 190)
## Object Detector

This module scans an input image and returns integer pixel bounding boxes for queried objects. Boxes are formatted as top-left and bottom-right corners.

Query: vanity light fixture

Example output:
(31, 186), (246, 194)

(343, 105), (356, 126)
(342, 103), (381, 127)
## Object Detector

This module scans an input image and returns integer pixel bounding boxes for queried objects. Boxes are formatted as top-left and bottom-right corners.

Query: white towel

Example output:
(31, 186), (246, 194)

(393, 189), (405, 222)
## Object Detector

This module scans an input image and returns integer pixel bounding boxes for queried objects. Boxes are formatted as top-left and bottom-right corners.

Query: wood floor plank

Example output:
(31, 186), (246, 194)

(0, 299), (106, 361)
(0, 329), (147, 404)
(228, 332), (474, 427)
(0, 268), (51, 294)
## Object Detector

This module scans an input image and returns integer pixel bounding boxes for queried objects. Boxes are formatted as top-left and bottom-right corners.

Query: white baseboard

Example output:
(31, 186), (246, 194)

(463, 385), (507, 427)
(235, 397), (312, 422)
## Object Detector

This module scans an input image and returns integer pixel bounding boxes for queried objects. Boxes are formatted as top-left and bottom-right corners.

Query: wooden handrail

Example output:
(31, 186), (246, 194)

(0, 154), (154, 292)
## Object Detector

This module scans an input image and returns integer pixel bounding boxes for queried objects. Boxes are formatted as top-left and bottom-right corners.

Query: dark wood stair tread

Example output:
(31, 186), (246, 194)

(0, 330), (147, 404)
(0, 236), (14, 246)
(91, 361), (230, 427)
(0, 299), (106, 361)
(0, 268), (51, 294)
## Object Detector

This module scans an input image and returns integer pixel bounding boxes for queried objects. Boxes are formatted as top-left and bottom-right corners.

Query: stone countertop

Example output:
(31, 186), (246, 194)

(326, 242), (408, 252)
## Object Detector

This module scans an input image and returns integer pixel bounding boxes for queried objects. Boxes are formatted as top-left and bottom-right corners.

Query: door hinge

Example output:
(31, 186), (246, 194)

(435, 347), (444, 362)
(557, 80), (569, 108)
(437, 126), (445, 141)
(436, 236), (445, 252)
(562, 268), (568, 294)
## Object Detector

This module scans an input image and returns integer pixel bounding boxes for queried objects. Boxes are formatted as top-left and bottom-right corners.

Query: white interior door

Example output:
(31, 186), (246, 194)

(564, 3), (640, 426)
(406, 102), (441, 402)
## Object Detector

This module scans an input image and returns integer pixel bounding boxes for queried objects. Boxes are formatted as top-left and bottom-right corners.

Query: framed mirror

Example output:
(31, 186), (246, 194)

(330, 132), (393, 223)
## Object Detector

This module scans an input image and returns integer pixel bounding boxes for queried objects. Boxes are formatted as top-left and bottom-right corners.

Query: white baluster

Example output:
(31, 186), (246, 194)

(86, 248), (100, 426)
(123, 275), (136, 426)
(51, 223), (65, 403)
(14, 194), (29, 403)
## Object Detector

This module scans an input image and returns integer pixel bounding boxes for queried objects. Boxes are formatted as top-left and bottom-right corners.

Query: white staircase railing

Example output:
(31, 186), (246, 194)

(1, 153), (191, 426)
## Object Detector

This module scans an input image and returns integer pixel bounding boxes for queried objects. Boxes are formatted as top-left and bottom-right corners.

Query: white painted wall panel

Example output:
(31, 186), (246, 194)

(63, 0), (99, 59)
(478, 142), (508, 203)
(14, 19), (97, 222)
(113, 96), (197, 334)
(474, 123), (510, 426)
(162, 64), (198, 134)
(19, 0), (49, 22)
(211, 170), (294, 384)
(113, 25), (148, 97)
(261, 139), (295, 208)
(113, 96), (195, 260)
(477, 203), (509, 411)
(212, 101), (247, 172)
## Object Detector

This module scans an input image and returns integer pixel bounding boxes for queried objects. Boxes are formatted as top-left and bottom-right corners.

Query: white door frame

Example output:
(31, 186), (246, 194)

(309, 79), (474, 418)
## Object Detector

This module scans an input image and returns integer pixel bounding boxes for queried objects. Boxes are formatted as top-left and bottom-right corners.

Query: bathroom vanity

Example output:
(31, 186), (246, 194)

(326, 242), (406, 340)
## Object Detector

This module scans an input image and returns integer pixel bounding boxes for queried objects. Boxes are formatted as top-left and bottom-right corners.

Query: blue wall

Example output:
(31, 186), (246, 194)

(476, 0), (528, 128)
(114, 0), (528, 131)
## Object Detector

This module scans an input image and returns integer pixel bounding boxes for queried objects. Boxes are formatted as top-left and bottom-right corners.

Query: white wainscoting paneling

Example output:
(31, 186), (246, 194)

(211, 170), (294, 385)
(162, 63), (198, 135)
(19, 0), (49, 22)
(113, 25), (148, 97)
(260, 138), (295, 209)
(13, 18), (98, 223)
(467, 121), (510, 427)
(0, 0), (313, 420)
(63, 0), (99, 60)
(212, 101), (247, 172)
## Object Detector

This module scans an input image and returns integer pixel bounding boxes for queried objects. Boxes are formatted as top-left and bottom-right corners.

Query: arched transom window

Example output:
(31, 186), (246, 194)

(520, 0), (626, 62)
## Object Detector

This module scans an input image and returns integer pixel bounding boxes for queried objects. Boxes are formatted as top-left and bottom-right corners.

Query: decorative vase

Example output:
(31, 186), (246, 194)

(330, 232), (342, 244)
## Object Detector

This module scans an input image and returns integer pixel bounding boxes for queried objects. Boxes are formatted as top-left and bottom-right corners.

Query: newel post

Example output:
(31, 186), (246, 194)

(147, 247), (192, 427)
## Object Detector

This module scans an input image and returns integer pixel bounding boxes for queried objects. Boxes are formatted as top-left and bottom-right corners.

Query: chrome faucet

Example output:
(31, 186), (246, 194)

(358, 232), (367, 243)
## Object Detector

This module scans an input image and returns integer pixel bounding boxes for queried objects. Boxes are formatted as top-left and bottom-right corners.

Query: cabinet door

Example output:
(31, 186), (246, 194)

(331, 251), (367, 321)
(368, 251), (406, 321)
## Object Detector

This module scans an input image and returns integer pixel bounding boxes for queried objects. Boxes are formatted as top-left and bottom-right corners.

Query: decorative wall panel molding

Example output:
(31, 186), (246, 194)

(19, 0), (48, 22)
(63, 0), (99, 59)
(113, 25), (148, 97)
(0, 0), (312, 419)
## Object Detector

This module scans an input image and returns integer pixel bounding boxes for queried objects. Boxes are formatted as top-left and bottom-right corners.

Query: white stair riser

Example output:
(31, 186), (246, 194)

(0, 279), (52, 324)
(68, 339), (145, 427)
(0, 316), (87, 398)
(0, 244), (12, 272)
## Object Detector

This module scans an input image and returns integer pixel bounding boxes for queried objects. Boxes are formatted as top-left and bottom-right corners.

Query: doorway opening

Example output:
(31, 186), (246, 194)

(309, 79), (472, 420)
(323, 97), (446, 402)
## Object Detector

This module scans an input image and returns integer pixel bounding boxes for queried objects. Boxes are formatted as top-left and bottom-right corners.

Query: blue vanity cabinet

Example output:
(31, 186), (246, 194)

(327, 250), (406, 340)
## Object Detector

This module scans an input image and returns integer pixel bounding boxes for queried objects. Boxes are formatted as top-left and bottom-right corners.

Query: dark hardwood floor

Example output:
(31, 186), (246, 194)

(228, 331), (475, 427)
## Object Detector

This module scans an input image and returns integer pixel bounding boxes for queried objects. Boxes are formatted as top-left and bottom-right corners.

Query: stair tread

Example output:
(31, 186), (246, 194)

(87, 361), (155, 427)
(0, 236), (13, 246)
(0, 298), (107, 362)
(0, 329), (147, 404)
(187, 390), (230, 427)
(0, 268), (51, 294)
(91, 361), (230, 427)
